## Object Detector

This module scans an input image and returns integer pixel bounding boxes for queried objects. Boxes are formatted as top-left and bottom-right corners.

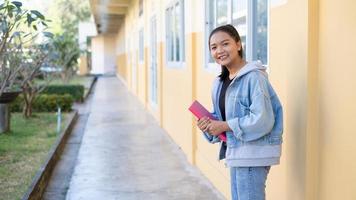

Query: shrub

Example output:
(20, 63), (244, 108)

(11, 94), (73, 112)
(41, 85), (84, 101)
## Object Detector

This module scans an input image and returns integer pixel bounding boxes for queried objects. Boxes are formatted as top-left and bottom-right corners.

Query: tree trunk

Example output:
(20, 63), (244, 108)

(0, 104), (10, 133)
(23, 101), (33, 118)
(22, 92), (34, 118)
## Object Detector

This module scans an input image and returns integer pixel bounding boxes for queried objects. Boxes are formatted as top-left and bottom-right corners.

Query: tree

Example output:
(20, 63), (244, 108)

(19, 42), (55, 118)
(50, 0), (91, 35)
(0, 0), (49, 96)
(52, 33), (80, 83)
(45, 0), (90, 82)
(0, 0), (50, 132)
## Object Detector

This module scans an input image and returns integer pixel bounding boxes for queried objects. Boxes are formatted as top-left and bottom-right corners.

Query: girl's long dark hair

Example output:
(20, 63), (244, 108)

(208, 24), (243, 81)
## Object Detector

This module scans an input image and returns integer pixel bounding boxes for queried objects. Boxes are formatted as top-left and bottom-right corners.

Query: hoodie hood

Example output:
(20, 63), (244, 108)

(235, 61), (267, 79)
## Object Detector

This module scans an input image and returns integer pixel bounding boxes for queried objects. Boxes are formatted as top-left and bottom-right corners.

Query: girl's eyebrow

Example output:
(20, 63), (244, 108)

(220, 39), (230, 43)
(210, 39), (230, 46)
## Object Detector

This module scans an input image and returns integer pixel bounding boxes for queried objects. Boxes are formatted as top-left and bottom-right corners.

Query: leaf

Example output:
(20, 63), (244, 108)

(32, 25), (37, 31)
(7, 5), (15, 12)
(23, 32), (31, 38)
(41, 21), (48, 27)
(1, 22), (8, 32)
(43, 32), (54, 38)
(30, 10), (45, 20)
(26, 13), (34, 26)
(12, 31), (21, 38)
(11, 1), (22, 8)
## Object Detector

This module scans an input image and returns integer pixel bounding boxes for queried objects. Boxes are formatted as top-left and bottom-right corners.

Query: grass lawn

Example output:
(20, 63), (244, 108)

(0, 113), (69, 200)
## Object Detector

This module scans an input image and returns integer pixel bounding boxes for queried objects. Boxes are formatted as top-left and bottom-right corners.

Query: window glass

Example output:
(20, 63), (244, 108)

(232, 0), (247, 58)
(139, 29), (144, 61)
(175, 3), (181, 61)
(166, 0), (184, 64)
(216, 0), (228, 26)
(253, 0), (268, 64)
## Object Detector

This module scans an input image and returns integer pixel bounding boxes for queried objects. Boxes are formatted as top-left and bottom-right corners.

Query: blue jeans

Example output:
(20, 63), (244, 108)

(230, 166), (271, 200)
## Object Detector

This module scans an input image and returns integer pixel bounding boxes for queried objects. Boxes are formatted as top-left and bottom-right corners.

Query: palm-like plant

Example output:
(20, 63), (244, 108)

(52, 33), (80, 83)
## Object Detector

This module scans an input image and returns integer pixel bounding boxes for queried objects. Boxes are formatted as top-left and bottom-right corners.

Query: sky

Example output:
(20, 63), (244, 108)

(22, 0), (52, 14)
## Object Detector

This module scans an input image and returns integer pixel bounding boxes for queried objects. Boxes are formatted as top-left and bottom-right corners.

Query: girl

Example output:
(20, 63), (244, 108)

(197, 24), (283, 200)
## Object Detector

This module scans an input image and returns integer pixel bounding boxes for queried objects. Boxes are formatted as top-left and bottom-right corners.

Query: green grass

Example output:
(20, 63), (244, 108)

(0, 113), (69, 200)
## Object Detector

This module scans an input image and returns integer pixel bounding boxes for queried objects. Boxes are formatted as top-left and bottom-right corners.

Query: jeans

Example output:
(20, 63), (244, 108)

(230, 166), (271, 200)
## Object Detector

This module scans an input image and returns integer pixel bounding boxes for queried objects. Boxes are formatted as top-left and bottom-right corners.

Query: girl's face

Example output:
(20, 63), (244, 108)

(209, 31), (241, 67)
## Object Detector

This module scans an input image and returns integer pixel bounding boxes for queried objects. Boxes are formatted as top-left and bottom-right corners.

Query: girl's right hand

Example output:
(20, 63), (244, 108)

(197, 117), (211, 133)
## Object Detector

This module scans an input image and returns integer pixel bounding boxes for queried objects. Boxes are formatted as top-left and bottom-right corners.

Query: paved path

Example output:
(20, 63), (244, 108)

(65, 76), (225, 200)
(43, 79), (95, 200)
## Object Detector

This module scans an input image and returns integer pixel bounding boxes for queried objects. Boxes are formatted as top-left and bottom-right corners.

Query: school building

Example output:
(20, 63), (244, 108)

(83, 0), (356, 199)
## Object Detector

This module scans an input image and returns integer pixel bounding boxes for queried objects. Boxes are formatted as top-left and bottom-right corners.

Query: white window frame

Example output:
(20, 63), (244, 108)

(149, 16), (158, 108)
(139, 28), (144, 64)
(165, 0), (185, 68)
(204, 0), (269, 71)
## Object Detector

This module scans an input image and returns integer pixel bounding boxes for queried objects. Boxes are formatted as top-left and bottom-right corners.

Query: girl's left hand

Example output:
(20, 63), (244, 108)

(206, 120), (231, 136)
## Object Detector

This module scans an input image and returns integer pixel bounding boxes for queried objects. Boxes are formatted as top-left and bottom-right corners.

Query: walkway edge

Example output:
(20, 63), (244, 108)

(83, 75), (98, 101)
(21, 111), (79, 200)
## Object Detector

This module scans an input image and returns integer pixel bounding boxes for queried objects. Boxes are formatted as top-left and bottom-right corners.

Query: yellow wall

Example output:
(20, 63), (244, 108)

(318, 0), (356, 199)
(91, 0), (356, 199)
(79, 55), (88, 75)
(269, 0), (309, 199)
(161, 40), (194, 163)
(116, 53), (127, 81)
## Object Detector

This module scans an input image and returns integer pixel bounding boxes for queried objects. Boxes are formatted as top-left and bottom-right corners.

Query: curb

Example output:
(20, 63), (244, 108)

(21, 111), (79, 200)
(83, 75), (98, 101)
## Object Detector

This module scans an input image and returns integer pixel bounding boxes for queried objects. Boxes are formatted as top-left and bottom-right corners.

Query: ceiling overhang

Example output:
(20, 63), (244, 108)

(89, 0), (129, 34)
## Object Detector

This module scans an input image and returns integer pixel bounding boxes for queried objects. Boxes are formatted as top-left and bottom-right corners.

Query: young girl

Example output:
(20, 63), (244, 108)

(197, 24), (283, 200)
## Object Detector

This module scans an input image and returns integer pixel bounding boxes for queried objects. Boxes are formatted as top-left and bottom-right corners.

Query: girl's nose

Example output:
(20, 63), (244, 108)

(216, 46), (223, 53)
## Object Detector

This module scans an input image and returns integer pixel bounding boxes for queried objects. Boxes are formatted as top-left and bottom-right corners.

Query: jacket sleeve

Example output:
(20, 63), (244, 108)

(226, 74), (275, 142)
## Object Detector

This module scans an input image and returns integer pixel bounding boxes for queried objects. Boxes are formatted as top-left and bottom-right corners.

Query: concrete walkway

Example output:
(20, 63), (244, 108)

(65, 76), (225, 200)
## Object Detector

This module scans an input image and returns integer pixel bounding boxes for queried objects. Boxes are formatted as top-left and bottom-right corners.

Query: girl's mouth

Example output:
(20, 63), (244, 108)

(218, 55), (228, 61)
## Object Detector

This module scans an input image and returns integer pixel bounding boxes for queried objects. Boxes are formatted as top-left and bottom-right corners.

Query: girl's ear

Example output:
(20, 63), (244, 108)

(236, 41), (242, 51)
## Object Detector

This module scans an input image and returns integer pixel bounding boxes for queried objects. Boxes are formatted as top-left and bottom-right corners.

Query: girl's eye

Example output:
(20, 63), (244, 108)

(223, 43), (228, 46)
(211, 47), (216, 50)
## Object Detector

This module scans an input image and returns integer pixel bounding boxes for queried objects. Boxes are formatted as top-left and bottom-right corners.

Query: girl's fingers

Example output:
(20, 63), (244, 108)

(197, 118), (212, 132)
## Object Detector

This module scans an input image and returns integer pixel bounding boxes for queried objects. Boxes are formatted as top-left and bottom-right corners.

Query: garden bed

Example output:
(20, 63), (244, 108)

(0, 113), (70, 200)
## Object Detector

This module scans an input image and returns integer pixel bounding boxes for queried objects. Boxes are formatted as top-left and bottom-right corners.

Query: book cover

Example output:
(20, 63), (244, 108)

(188, 100), (226, 142)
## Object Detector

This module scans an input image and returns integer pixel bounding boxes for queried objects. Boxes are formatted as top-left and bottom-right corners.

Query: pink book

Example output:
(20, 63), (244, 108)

(188, 100), (227, 142)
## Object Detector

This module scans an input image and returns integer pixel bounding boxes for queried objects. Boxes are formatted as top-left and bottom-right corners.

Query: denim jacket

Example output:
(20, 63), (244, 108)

(203, 61), (283, 167)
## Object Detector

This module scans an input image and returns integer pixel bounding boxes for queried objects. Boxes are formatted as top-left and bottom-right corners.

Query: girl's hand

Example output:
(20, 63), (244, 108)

(206, 120), (231, 136)
(197, 117), (211, 133)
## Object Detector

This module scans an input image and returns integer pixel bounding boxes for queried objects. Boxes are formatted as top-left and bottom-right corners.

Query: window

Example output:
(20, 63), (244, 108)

(139, 0), (143, 16)
(251, 0), (268, 64)
(150, 17), (158, 106)
(139, 29), (144, 62)
(205, 0), (269, 67)
(166, 0), (185, 65)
